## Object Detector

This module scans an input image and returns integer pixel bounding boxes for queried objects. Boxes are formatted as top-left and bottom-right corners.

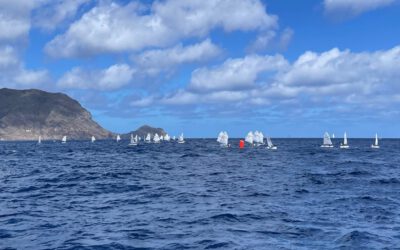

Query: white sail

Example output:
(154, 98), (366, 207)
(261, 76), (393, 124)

(164, 134), (171, 141)
(371, 133), (379, 148)
(266, 137), (277, 149)
(267, 137), (273, 147)
(160, 135), (164, 141)
(245, 131), (254, 144)
(254, 131), (264, 145)
(332, 133), (335, 139)
(91, 136), (96, 143)
(321, 132), (333, 148)
(343, 132), (347, 145)
(217, 131), (224, 143)
(173, 136), (176, 140)
(217, 131), (228, 146)
(116, 134), (121, 142)
(145, 133), (151, 143)
(153, 133), (160, 143)
(178, 133), (185, 143)
(129, 134), (138, 146)
(38, 136), (42, 144)
(61, 136), (67, 143)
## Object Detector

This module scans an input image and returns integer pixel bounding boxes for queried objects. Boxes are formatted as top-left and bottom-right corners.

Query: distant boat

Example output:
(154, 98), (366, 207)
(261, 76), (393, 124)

(178, 133), (185, 144)
(321, 132), (333, 148)
(332, 133), (335, 139)
(129, 134), (138, 146)
(173, 136), (176, 141)
(340, 132), (349, 149)
(160, 135), (164, 141)
(245, 131), (254, 145)
(61, 136), (67, 144)
(153, 133), (161, 143)
(164, 134), (171, 141)
(38, 136), (42, 144)
(266, 137), (277, 150)
(371, 133), (380, 149)
(217, 131), (229, 147)
(254, 131), (264, 146)
(145, 133), (151, 143)
(91, 136), (96, 143)
(116, 134), (121, 142)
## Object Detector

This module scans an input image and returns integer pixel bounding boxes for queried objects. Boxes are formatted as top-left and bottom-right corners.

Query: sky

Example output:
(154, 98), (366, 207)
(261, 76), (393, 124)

(1, 0), (400, 138)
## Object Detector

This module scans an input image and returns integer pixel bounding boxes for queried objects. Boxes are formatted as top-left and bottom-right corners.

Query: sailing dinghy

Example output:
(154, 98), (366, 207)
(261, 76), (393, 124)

(38, 136), (42, 144)
(61, 136), (67, 144)
(321, 132), (333, 148)
(116, 134), (121, 142)
(129, 134), (138, 146)
(217, 131), (229, 147)
(340, 132), (349, 149)
(266, 137), (277, 150)
(164, 134), (171, 141)
(178, 133), (185, 144)
(245, 131), (254, 146)
(145, 133), (151, 143)
(153, 133), (161, 143)
(91, 136), (96, 143)
(371, 133), (380, 149)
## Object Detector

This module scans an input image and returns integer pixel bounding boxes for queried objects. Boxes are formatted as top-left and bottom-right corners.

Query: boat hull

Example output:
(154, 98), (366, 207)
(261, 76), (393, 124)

(320, 145), (333, 148)
(371, 145), (380, 149)
(340, 144), (349, 149)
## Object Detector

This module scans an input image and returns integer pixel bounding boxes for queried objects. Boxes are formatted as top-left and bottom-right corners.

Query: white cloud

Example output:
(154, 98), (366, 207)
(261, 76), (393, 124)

(57, 64), (135, 90)
(33, 0), (92, 30)
(189, 54), (288, 92)
(324, 0), (396, 18)
(45, 0), (277, 58)
(133, 45), (400, 114)
(132, 39), (222, 76)
(0, 46), (19, 68)
(247, 28), (294, 53)
(0, 0), (35, 42)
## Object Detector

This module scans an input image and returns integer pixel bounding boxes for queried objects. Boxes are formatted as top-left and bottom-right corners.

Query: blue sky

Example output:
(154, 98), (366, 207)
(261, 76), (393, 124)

(1, 0), (400, 137)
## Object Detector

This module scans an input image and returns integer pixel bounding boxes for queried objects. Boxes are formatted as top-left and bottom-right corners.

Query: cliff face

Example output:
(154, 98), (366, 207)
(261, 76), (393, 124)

(122, 125), (166, 139)
(0, 88), (112, 140)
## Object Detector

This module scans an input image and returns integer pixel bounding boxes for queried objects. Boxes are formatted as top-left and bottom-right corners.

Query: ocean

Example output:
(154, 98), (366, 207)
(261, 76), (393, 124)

(0, 139), (399, 249)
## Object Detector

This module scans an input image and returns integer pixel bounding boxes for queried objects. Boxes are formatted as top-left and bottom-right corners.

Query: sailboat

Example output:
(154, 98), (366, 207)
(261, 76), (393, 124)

(160, 135), (164, 141)
(320, 132), (333, 148)
(145, 133), (151, 143)
(164, 134), (171, 141)
(38, 136), (42, 144)
(217, 131), (229, 147)
(245, 131), (254, 146)
(254, 131), (264, 146)
(116, 134), (121, 142)
(371, 133), (380, 149)
(128, 134), (138, 146)
(91, 136), (96, 143)
(173, 136), (176, 141)
(178, 133), (185, 144)
(153, 133), (161, 143)
(340, 132), (349, 149)
(61, 136), (67, 144)
(332, 133), (335, 139)
(266, 137), (277, 150)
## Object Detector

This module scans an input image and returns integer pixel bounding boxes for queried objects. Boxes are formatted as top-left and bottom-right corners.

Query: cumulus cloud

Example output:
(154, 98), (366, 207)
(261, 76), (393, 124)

(247, 28), (294, 53)
(132, 39), (222, 76)
(58, 64), (135, 90)
(189, 54), (288, 92)
(131, 45), (400, 117)
(324, 0), (396, 19)
(45, 0), (277, 58)
(0, 0), (36, 42)
(33, 0), (92, 30)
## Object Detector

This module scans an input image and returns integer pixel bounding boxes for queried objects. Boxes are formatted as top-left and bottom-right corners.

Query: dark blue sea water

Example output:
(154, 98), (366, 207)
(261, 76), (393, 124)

(1, 139), (399, 249)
